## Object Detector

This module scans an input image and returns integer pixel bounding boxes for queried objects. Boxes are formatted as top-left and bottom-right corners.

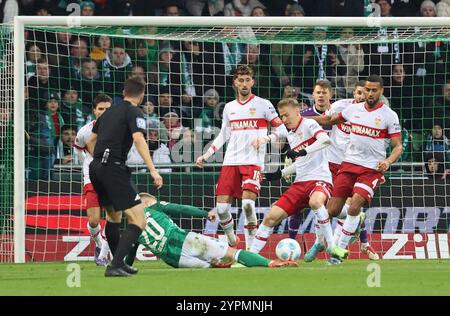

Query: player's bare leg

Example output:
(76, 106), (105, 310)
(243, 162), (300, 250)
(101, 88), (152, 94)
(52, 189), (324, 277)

(337, 193), (366, 250)
(217, 246), (297, 268)
(86, 206), (109, 266)
(249, 205), (287, 254)
(217, 195), (237, 247)
(242, 190), (258, 250)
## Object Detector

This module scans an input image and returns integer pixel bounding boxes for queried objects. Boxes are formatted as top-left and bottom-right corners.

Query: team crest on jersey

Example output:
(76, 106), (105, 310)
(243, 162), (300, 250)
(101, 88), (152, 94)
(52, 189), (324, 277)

(136, 117), (146, 129)
(249, 107), (257, 115)
(374, 116), (383, 126)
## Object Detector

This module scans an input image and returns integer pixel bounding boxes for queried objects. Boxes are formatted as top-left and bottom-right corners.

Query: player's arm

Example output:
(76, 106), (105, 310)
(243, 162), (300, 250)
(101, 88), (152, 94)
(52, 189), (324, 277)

(378, 136), (403, 172)
(311, 113), (345, 126)
(196, 107), (230, 168)
(73, 130), (86, 164)
(85, 132), (97, 156)
(253, 103), (289, 150)
(159, 202), (209, 218)
(286, 124), (331, 159)
(133, 132), (163, 189)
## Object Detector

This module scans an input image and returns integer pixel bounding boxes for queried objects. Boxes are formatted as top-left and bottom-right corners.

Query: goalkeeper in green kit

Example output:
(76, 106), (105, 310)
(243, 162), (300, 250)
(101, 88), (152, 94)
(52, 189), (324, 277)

(123, 193), (298, 273)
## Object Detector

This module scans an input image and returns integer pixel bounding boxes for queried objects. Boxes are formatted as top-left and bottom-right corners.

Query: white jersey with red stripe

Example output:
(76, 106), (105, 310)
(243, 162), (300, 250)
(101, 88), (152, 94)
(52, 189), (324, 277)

(288, 117), (332, 184)
(327, 99), (355, 165)
(74, 120), (95, 185)
(214, 95), (284, 170)
(339, 102), (401, 170)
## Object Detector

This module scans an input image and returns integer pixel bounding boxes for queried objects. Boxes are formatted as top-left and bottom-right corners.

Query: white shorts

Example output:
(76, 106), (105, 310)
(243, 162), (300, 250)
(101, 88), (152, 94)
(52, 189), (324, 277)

(178, 232), (228, 268)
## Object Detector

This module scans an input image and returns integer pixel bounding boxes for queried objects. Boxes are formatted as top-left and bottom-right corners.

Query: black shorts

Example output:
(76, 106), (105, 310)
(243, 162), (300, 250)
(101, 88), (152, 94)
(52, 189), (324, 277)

(89, 158), (141, 211)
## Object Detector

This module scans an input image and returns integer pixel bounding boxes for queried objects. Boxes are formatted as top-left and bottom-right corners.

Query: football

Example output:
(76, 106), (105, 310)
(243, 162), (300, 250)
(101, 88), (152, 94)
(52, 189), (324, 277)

(275, 238), (301, 261)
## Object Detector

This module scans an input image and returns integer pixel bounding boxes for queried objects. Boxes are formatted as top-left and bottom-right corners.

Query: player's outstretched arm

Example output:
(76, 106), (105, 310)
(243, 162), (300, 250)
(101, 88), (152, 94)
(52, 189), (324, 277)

(159, 202), (209, 218)
(286, 132), (331, 159)
(196, 121), (230, 168)
(311, 113), (344, 126)
(377, 135), (403, 172)
(133, 132), (163, 189)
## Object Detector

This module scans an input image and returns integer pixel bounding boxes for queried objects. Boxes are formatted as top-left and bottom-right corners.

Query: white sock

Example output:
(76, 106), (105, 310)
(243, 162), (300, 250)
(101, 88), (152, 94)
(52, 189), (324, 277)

(334, 219), (345, 244)
(249, 224), (273, 254)
(217, 203), (236, 246)
(242, 199), (257, 250)
(315, 206), (334, 248)
(361, 242), (369, 247)
(314, 218), (324, 244)
(99, 239), (110, 259)
(337, 203), (350, 219)
(338, 214), (360, 249)
(87, 222), (103, 248)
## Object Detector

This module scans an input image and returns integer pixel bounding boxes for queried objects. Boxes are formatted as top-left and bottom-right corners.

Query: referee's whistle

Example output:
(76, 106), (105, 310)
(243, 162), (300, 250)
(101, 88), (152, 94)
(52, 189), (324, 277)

(101, 149), (110, 164)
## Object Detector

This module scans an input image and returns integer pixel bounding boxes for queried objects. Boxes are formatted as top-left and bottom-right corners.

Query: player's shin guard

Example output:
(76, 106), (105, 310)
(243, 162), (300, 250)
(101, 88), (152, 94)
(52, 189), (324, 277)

(314, 206), (334, 248)
(242, 199), (257, 250)
(87, 222), (103, 248)
(233, 249), (271, 267)
(337, 214), (360, 249)
(217, 203), (236, 246)
(249, 224), (273, 253)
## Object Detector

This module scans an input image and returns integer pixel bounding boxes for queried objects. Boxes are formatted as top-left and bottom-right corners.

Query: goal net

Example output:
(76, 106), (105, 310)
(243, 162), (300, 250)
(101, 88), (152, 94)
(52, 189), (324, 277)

(2, 17), (450, 263)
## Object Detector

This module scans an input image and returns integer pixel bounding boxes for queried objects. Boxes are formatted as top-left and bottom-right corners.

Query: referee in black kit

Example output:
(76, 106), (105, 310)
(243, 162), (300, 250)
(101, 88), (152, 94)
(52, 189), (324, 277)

(86, 76), (163, 277)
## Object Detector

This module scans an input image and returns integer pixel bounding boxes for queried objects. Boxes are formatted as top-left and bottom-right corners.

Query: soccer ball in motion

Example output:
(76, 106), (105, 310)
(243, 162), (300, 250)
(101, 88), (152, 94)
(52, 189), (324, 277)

(275, 238), (301, 261)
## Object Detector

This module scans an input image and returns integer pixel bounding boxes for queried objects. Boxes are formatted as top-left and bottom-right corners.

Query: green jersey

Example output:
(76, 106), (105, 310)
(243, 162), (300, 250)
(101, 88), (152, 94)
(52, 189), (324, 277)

(137, 201), (208, 268)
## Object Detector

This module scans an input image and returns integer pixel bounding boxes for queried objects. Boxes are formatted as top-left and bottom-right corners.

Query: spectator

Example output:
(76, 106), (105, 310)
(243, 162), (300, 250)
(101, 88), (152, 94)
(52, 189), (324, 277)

(160, 112), (183, 150)
(172, 127), (197, 164)
(180, 41), (207, 109)
(155, 87), (180, 117)
(375, 0), (393, 17)
(90, 35), (111, 62)
(424, 123), (450, 162)
(224, 0), (265, 16)
(334, 28), (365, 99)
(45, 92), (65, 151)
(68, 37), (90, 79)
(26, 111), (55, 180)
(164, 4), (181, 16)
(196, 88), (220, 133)
(424, 152), (446, 180)
(56, 125), (78, 165)
(127, 128), (172, 173)
(140, 98), (159, 127)
(80, 1), (96, 16)
(436, 0), (450, 16)
(27, 57), (59, 113)
(60, 89), (86, 130)
(1, 0), (19, 23)
(284, 3), (305, 16)
(241, 45), (273, 99)
(26, 43), (43, 80)
(101, 39), (133, 98)
(420, 0), (437, 16)
(185, 0), (225, 16)
(75, 58), (105, 113)
(251, 6), (266, 16)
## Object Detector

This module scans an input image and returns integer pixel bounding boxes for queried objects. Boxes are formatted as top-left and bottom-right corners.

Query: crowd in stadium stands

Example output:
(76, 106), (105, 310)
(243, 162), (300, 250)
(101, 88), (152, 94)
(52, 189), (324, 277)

(1, 0), (449, 180)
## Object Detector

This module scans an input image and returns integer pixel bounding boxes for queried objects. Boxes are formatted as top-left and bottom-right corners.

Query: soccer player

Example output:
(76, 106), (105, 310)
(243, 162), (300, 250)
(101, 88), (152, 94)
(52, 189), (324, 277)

(312, 75), (402, 255)
(287, 80), (334, 240)
(125, 193), (298, 269)
(249, 98), (348, 260)
(73, 94), (112, 266)
(196, 65), (288, 250)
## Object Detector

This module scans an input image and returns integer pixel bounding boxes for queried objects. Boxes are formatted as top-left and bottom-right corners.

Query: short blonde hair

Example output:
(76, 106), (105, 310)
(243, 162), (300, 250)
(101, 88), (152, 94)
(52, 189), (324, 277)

(277, 98), (299, 110)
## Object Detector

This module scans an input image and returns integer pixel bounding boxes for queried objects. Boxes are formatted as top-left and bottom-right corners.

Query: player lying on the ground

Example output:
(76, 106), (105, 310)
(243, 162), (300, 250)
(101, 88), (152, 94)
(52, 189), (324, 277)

(124, 193), (298, 270)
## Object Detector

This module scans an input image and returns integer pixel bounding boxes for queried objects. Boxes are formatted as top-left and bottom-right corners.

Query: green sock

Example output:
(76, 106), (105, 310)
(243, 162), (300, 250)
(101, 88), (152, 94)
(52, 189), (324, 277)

(236, 250), (271, 267)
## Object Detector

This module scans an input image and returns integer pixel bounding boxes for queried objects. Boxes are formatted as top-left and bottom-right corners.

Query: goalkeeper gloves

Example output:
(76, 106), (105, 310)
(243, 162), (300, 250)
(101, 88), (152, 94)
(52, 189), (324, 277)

(286, 149), (307, 159)
(264, 169), (282, 181)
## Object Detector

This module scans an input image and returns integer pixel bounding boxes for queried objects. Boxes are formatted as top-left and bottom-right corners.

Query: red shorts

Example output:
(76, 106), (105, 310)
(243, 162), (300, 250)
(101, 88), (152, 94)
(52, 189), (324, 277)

(333, 162), (385, 203)
(216, 165), (262, 198)
(329, 162), (341, 183)
(274, 180), (332, 216)
(83, 183), (100, 209)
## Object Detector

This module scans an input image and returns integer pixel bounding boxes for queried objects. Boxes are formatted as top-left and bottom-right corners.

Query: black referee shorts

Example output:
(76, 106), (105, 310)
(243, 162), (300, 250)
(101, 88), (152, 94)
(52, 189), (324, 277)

(89, 158), (141, 211)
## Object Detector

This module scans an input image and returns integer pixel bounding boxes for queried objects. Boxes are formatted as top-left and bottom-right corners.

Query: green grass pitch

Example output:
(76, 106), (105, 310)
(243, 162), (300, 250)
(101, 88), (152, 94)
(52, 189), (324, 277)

(1, 260), (449, 296)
